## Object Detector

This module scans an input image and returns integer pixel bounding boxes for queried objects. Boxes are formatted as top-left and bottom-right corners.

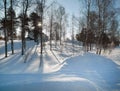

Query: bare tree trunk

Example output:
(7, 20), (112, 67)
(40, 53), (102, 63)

(10, 0), (14, 54)
(90, 43), (92, 51)
(72, 15), (74, 55)
(55, 24), (58, 48)
(96, 0), (101, 54)
(50, 7), (53, 50)
(85, 0), (91, 52)
(37, 0), (45, 55)
(59, 18), (62, 45)
(40, 18), (43, 55)
(21, 21), (25, 55)
(63, 14), (67, 48)
(4, 0), (7, 57)
(95, 0), (114, 55)
(21, 0), (28, 55)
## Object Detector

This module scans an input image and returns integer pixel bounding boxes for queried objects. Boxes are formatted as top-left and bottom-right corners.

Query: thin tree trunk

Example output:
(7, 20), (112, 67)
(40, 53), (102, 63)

(22, 0), (28, 55)
(37, 0), (45, 55)
(60, 18), (62, 45)
(72, 16), (74, 55)
(55, 28), (58, 48)
(21, 20), (25, 55)
(40, 7), (43, 55)
(50, 7), (53, 50)
(10, 0), (14, 54)
(85, 0), (91, 52)
(40, 22), (43, 55)
(96, 0), (101, 54)
(4, 0), (7, 57)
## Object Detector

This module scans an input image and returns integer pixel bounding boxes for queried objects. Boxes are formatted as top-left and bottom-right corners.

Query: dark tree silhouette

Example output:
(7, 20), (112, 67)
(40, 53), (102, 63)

(30, 12), (40, 42)
(7, 4), (16, 54)
(3, 0), (7, 57)
(19, 13), (30, 55)
(36, 0), (46, 55)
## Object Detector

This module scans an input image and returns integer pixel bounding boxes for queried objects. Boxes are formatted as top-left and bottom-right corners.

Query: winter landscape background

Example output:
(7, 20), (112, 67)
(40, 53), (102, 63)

(0, 0), (120, 91)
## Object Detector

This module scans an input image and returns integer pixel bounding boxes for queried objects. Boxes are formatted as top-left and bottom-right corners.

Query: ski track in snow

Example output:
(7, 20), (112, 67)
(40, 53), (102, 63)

(0, 41), (120, 91)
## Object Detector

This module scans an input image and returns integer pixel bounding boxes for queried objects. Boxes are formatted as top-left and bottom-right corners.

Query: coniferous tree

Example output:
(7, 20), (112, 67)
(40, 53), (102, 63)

(30, 12), (40, 42)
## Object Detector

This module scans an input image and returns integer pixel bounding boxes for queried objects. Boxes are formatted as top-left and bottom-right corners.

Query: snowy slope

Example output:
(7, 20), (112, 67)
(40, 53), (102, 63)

(0, 53), (120, 91)
(104, 47), (120, 65)
(0, 41), (120, 91)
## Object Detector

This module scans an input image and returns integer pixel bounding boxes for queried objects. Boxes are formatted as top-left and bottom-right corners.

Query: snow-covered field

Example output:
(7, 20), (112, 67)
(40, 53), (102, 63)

(0, 40), (120, 91)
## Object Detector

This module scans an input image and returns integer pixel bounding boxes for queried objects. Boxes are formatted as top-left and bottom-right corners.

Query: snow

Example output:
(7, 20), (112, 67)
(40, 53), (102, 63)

(104, 47), (120, 65)
(0, 40), (120, 91)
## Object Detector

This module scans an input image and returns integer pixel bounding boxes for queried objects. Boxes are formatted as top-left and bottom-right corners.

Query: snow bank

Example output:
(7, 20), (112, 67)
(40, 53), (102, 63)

(104, 47), (120, 65)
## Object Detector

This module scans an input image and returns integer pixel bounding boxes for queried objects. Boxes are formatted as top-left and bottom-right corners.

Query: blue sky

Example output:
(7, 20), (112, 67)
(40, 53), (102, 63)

(55, 0), (81, 34)
(56, 0), (80, 17)
(56, 0), (120, 15)
(47, 0), (83, 17)
(115, 0), (120, 8)
(53, 0), (120, 36)
(46, 0), (82, 37)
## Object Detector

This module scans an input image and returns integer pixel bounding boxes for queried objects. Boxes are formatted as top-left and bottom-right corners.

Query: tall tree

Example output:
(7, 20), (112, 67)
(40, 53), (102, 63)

(95, 0), (115, 54)
(36, 0), (46, 55)
(3, 0), (7, 57)
(72, 15), (75, 55)
(62, 14), (68, 47)
(49, 6), (53, 50)
(83, 0), (92, 52)
(30, 12), (40, 42)
(7, 1), (16, 54)
(56, 6), (65, 45)
(20, 0), (31, 55)
(53, 22), (59, 48)
(10, 0), (14, 54)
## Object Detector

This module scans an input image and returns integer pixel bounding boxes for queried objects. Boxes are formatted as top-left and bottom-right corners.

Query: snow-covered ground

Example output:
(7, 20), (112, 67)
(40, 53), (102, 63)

(0, 40), (120, 91)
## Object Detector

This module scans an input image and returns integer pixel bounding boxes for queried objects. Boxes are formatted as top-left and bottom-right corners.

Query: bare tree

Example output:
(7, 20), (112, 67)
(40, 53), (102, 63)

(20, 0), (32, 55)
(62, 14), (68, 45)
(82, 0), (92, 52)
(49, 4), (53, 50)
(95, 0), (115, 54)
(57, 6), (65, 45)
(19, 0), (29, 55)
(72, 15), (75, 55)
(53, 22), (59, 48)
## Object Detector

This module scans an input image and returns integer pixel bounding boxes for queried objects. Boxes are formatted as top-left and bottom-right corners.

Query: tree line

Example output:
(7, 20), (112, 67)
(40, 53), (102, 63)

(0, 0), (120, 58)
(76, 0), (120, 54)
(0, 0), (68, 57)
